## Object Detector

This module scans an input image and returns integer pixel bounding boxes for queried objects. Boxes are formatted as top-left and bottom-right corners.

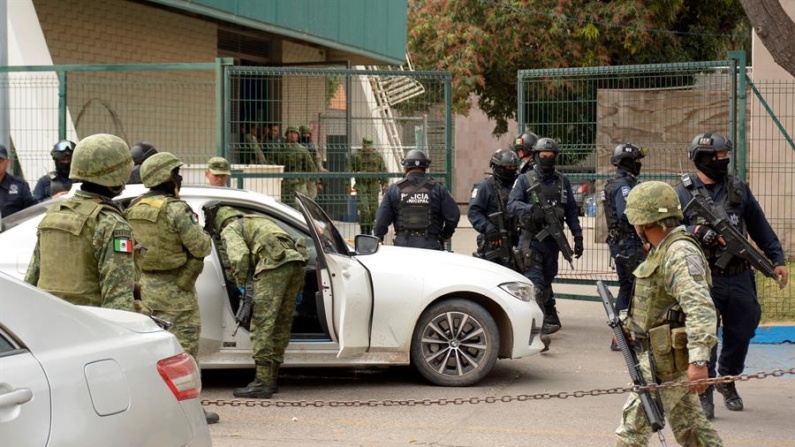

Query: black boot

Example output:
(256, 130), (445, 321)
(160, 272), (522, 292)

(542, 306), (561, 335)
(715, 381), (744, 411)
(233, 379), (277, 399)
(204, 409), (220, 424)
(699, 385), (715, 420)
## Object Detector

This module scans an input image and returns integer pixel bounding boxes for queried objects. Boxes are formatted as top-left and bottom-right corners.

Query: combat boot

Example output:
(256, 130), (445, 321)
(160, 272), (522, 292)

(542, 306), (562, 335)
(715, 381), (744, 411)
(699, 385), (715, 420)
(233, 379), (277, 399)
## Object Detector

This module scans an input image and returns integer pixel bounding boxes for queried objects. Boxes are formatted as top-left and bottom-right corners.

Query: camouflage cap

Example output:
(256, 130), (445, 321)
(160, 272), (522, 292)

(70, 134), (133, 187)
(625, 181), (683, 226)
(285, 126), (299, 136)
(362, 136), (373, 146)
(207, 156), (231, 175)
(299, 125), (312, 135)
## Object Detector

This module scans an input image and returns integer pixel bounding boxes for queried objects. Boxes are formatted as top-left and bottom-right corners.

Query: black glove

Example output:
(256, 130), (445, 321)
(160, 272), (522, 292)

(485, 229), (501, 244)
(574, 236), (584, 258)
(696, 225), (720, 247)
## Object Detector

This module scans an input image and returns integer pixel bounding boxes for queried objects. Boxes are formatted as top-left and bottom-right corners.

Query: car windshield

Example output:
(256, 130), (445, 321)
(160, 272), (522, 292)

(298, 196), (351, 255)
(0, 197), (66, 232)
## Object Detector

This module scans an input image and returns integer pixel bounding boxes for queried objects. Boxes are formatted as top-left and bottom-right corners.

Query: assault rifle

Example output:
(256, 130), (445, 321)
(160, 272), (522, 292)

(527, 183), (575, 269)
(232, 277), (253, 337)
(479, 211), (516, 270)
(681, 174), (783, 288)
(597, 281), (667, 443)
(203, 202), (219, 237)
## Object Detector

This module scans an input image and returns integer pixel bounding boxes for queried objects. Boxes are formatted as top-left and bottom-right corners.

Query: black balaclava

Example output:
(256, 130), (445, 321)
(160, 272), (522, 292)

(493, 165), (517, 187)
(81, 181), (124, 199)
(695, 153), (730, 181)
(55, 159), (71, 178)
(536, 155), (556, 176)
(618, 158), (642, 176)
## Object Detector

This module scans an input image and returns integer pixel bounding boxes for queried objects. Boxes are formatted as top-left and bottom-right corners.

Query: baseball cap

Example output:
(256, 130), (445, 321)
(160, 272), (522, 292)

(207, 157), (231, 175)
(0, 144), (8, 160)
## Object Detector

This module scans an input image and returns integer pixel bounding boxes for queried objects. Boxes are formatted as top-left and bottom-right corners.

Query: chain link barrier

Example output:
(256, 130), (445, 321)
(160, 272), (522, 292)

(201, 367), (794, 408)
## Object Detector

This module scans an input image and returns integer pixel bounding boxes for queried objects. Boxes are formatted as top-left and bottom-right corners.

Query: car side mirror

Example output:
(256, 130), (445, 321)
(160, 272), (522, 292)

(354, 234), (380, 255)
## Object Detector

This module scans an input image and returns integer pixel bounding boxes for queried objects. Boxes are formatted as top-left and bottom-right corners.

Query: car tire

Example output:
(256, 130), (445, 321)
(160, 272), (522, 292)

(410, 299), (500, 387)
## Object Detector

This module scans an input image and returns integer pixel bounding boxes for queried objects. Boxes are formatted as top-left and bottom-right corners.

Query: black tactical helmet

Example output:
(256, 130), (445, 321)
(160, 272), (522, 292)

(611, 143), (647, 166)
(490, 148), (519, 183)
(401, 149), (431, 169)
(532, 137), (559, 154)
(131, 142), (158, 166)
(51, 140), (76, 160)
(513, 132), (539, 155)
(688, 132), (733, 161)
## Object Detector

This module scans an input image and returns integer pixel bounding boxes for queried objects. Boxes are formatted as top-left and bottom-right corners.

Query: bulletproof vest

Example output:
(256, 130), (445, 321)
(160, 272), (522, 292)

(125, 194), (187, 271)
(281, 143), (311, 173)
(488, 177), (517, 236)
(352, 151), (384, 184)
(601, 173), (639, 240)
(682, 174), (745, 263)
(36, 197), (108, 306)
(47, 171), (68, 196)
(240, 216), (309, 273)
(396, 178), (438, 233)
(524, 170), (566, 230)
(629, 228), (711, 333)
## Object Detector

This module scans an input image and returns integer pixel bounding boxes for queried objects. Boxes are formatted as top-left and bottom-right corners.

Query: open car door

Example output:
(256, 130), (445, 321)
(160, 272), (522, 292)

(295, 194), (373, 358)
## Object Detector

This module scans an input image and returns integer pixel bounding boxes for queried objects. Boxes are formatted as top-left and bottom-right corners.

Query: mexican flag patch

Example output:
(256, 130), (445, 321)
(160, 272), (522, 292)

(114, 238), (133, 253)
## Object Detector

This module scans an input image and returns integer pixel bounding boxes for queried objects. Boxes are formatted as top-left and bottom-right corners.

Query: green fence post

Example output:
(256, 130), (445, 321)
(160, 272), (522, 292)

(58, 71), (67, 141)
(216, 57), (234, 158)
(729, 50), (747, 181)
(517, 71), (524, 134)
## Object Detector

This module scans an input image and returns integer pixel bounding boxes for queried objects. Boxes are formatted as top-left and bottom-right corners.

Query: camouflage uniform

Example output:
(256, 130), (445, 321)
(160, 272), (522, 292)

(616, 181), (722, 447)
(299, 125), (323, 200)
(25, 134), (136, 312)
(347, 137), (387, 235)
(126, 152), (212, 358)
(217, 210), (308, 392)
(274, 126), (318, 207)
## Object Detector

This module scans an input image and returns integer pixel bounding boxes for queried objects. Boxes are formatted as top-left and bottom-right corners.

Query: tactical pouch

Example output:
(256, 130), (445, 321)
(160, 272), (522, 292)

(671, 327), (690, 372)
(648, 324), (676, 376)
(175, 257), (205, 291)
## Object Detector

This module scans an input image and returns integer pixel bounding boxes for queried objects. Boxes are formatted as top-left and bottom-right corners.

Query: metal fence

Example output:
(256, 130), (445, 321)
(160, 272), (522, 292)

(517, 53), (794, 320)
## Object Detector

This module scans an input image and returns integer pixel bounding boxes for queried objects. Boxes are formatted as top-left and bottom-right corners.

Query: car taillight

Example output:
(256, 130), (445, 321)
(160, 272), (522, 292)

(157, 353), (201, 400)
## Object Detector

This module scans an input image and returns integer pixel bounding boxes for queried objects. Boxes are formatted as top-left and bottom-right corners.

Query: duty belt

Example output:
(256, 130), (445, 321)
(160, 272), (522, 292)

(397, 230), (434, 237)
(710, 262), (749, 277)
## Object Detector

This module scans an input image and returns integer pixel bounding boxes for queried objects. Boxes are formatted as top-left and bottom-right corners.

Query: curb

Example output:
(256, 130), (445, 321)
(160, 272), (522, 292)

(750, 324), (795, 344)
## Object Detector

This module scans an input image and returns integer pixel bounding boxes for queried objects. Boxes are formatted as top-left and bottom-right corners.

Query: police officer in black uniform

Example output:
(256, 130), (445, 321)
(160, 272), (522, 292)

(675, 131), (789, 420)
(128, 142), (158, 184)
(0, 144), (38, 219)
(33, 140), (75, 201)
(374, 150), (460, 250)
(468, 148), (520, 268)
(601, 143), (648, 351)
(508, 138), (584, 342)
(513, 132), (539, 175)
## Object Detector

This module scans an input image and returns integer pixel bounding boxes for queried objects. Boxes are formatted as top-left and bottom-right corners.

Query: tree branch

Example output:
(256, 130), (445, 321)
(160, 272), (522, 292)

(740, 0), (795, 77)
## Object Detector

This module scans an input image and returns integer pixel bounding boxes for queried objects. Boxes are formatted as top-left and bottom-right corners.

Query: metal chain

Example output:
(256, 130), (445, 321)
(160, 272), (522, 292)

(201, 367), (794, 408)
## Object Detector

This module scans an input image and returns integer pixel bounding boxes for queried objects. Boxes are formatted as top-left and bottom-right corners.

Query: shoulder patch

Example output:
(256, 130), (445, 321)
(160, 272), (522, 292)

(621, 185), (631, 197)
(112, 229), (132, 239)
(471, 187), (479, 199)
(685, 255), (706, 278)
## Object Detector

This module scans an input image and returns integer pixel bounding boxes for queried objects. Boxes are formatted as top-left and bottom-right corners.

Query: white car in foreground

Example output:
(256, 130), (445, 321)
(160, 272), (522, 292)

(0, 272), (211, 447)
(0, 186), (545, 386)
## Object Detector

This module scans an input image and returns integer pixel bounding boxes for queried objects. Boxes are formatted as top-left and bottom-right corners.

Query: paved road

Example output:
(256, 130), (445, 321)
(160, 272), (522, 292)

(203, 298), (795, 447)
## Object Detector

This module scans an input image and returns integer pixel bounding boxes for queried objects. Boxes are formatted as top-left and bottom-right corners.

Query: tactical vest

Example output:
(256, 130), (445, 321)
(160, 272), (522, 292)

(629, 228), (711, 333)
(125, 194), (187, 271)
(523, 170), (566, 232)
(47, 171), (68, 196)
(240, 216), (309, 273)
(488, 177), (517, 238)
(36, 197), (109, 306)
(682, 174), (745, 263)
(601, 173), (640, 242)
(396, 178), (438, 233)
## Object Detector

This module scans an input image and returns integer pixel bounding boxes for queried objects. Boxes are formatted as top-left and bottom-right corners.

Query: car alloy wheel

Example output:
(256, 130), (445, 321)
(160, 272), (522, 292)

(411, 299), (499, 387)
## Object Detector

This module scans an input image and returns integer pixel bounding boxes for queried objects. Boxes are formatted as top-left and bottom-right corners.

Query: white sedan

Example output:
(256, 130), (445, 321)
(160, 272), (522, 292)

(0, 272), (211, 446)
(0, 186), (545, 387)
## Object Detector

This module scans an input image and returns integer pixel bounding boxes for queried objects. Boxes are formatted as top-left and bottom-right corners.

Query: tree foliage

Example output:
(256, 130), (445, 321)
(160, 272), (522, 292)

(408, 0), (749, 136)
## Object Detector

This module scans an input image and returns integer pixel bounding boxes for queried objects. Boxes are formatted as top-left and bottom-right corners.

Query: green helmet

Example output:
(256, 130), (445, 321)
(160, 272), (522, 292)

(70, 134), (133, 187)
(285, 126), (299, 136)
(215, 206), (244, 234)
(625, 181), (683, 226)
(141, 152), (183, 187)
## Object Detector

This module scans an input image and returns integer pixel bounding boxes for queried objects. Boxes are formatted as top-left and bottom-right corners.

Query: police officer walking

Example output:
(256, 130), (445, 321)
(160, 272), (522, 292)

(125, 151), (217, 424)
(24, 134), (137, 312)
(0, 144), (37, 218)
(468, 148), (520, 268)
(513, 132), (539, 174)
(374, 150), (460, 250)
(615, 181), (723, 447)
(674, 132), (789, 420)
(33, 140), (75, 201)
(507, 138), (583, 340)
(212, 206), (309, 399)
(128, 142), (158, 184)
(601, 143), (648, 351)
(348, 136), (388, 235)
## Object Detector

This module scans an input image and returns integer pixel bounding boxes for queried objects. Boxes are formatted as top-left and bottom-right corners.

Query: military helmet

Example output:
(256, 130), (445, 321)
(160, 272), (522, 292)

(625, 181), (683, 226)
(215, 206), (244, 234)
(299, 125), (312, 135)
(688, 132), (733, 161)
(131, 142), (158, 165)
(69, 134), (133, 187)
(513, 132), (539, 154)
(141, 151), (183, 187)
(51, 140), (76, 160)
(532, 137), (559, 155)
(490, 148), (519, 168)
(401, 149), (431, 168)
(284, 126), (300, 136)
(611, 143), (647, 166)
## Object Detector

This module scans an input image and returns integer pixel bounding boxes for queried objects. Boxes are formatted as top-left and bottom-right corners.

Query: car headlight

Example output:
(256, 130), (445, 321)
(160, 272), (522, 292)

(499, 282), (535, 302)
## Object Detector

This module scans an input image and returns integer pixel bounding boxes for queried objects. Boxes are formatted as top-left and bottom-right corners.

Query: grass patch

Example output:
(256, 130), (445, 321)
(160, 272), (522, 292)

(757, 260), (795, 323)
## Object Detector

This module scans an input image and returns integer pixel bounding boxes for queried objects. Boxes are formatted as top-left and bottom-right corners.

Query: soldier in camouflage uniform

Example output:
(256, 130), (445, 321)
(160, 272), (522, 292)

(300, 125), (326, 200)
(348, 136), (388, 235)
(615, 181), (723, 447)
(213, 206), (309, 399)
(25, 134), (139, 313)
(273, 126), (317, 207)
